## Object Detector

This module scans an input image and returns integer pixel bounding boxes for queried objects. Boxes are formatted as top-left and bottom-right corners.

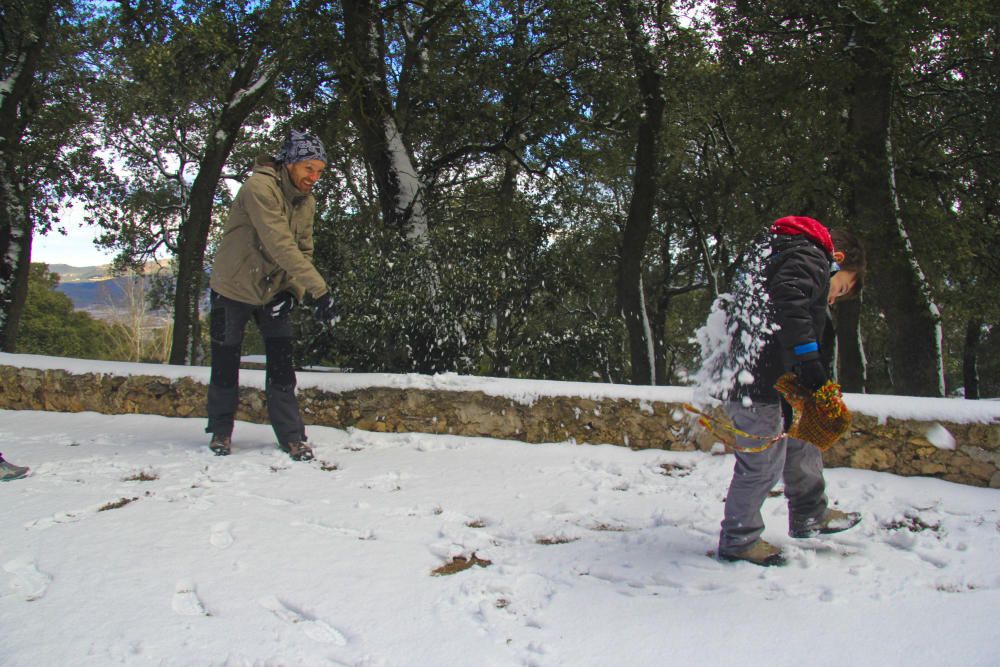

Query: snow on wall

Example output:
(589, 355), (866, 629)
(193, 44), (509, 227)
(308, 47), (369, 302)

(2, 352), (998, 425)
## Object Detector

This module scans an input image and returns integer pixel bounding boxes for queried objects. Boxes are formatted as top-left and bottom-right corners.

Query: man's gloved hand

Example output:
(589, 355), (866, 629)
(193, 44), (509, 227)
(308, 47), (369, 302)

(794, 358), (828, 393)
(312, 293), (338, 325)
(266, 291), (296, 319)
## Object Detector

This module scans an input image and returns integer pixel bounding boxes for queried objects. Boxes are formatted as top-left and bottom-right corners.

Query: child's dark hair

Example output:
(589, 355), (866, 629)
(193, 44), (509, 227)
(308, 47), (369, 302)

(829, 228), (866, 299)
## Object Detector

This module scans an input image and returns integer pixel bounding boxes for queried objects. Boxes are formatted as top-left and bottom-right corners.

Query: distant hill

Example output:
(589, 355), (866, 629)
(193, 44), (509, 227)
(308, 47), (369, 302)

(48, 262), (171, 312)
(48, 264), (113, 282)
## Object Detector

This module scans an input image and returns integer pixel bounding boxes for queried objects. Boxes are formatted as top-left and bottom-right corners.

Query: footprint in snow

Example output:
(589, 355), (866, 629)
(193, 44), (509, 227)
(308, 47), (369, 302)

(3, 558), (51, 601)
(172, 580), (209, 616)
(258, 594), (347, 645)
(210, 522), (234, 549)
(24, 510), (83, 531)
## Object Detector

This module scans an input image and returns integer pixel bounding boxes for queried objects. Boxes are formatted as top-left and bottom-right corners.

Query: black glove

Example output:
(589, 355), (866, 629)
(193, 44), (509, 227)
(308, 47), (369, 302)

(266, 291), (296, 319)
(312, 293), (338, 325)
(794, 358), (828, 393)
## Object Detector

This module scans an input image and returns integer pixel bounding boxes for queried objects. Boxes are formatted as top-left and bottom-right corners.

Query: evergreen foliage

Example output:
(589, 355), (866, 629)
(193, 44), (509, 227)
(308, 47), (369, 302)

(19, 264), (125, 360)
(4, 0), (997, 396)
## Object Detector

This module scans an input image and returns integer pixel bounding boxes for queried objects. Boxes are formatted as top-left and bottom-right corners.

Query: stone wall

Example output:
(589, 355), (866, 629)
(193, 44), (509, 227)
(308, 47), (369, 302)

(1, 363), (998, 488)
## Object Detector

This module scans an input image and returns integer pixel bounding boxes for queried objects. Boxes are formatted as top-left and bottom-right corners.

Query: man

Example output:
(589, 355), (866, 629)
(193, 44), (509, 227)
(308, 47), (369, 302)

(205, 130), (337, 461)
(711, 216), (866, 566)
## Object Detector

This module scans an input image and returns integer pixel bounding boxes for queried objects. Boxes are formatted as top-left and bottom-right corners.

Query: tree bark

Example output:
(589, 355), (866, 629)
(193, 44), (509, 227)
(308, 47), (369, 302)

(963, 318), (982, 400)
(0, 189), (34, 352)
(168, 138), (235, 364)
(167, 49), (280, 364)
(834, 298), (866, 392)
(338, 0), (440, 373)
(0, 0), (53, 351)
(615, 0), (665, 385)
(847, 23), (944, 396)
(340, 0), (429, 245)
(651, 214), (674, 386)
(489, 153), (520, 377)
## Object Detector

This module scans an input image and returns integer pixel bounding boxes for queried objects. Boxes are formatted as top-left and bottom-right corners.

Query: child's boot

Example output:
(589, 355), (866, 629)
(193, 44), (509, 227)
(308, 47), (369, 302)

(718, 539), (787, 567)
(790, 508), (861, 538)
(0, 453), (29, 481)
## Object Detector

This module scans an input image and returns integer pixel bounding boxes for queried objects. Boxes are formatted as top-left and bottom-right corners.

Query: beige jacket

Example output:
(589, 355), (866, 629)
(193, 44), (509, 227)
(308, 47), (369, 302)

(209, 160), (328, 306)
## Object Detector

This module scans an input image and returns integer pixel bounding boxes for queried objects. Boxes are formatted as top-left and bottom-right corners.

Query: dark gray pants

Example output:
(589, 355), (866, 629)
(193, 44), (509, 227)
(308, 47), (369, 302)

(718, 400), (827, 554)
(205, 291), (306, 446)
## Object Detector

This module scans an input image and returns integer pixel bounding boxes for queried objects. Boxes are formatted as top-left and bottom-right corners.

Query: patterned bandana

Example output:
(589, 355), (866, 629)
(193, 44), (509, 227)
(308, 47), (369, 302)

(276, 130), (327, 165)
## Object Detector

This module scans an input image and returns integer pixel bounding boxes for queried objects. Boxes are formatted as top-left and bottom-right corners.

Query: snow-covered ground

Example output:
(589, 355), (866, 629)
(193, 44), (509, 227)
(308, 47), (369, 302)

(3, 403), (999, 666)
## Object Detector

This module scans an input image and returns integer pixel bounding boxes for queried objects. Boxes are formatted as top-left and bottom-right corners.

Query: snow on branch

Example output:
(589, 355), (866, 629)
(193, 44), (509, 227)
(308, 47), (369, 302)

(227, 60), (278, 111)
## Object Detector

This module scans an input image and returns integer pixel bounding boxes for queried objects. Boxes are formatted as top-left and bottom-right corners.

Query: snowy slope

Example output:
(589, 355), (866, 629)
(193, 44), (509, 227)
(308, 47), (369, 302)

(2, 407), (999, 666)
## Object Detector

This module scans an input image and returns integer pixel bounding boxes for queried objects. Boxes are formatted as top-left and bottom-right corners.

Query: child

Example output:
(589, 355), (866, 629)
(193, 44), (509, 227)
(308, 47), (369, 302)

(709, 216), (866, 566)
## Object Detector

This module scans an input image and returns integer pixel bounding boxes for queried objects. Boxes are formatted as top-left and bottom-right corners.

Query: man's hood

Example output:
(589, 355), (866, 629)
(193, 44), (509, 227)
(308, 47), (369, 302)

(252, 158), (309, 206)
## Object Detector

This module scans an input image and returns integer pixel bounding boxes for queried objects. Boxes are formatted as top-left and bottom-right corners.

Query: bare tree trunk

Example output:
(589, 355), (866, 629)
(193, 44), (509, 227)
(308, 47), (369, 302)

(0, 197), (33, 352)
(339, 0), (441, 372)
(340, 0), (430, 245)
(834, 298), (866, 392)
(0, 0), (53, 351)
(651, 214), (675, 386)
(0, 157), (27, 351)
(615, 0), (665, 386)
(963, 318), (982, 400)
(490, 154), (520, 377)
(847, 23), (944, 396)
(168, 140), (233, 365)
(167, 50), (280, 365)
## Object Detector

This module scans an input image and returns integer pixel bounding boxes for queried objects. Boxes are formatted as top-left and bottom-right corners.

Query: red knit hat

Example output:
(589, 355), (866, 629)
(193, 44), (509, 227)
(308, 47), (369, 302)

(771, 216), (834, 255)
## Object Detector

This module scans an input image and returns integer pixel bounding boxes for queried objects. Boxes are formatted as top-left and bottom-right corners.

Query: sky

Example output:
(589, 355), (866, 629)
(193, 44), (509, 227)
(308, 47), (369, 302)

(32, 204), (117, 268)
(2, 354), (999, 666)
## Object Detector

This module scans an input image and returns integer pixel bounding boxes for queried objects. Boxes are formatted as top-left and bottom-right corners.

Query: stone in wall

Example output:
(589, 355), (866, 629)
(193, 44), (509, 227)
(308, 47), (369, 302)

(1, 363), (997, 488)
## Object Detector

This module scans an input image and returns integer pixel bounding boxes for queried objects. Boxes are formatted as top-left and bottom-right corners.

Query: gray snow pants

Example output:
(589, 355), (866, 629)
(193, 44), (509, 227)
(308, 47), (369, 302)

(718, 400), (828, 554)
(205, 291), (306, 446)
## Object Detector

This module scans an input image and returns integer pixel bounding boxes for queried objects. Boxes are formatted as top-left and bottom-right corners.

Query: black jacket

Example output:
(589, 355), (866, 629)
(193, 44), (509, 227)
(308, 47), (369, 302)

(736, 233), (835, 403)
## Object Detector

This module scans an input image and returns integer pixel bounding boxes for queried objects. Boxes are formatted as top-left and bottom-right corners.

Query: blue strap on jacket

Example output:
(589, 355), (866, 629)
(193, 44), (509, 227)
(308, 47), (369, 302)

(794, 341), (819, 357)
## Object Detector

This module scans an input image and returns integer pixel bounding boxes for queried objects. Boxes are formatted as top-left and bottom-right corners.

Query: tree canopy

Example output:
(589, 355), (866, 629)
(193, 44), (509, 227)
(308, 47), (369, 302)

(7, 0), (999, 397)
